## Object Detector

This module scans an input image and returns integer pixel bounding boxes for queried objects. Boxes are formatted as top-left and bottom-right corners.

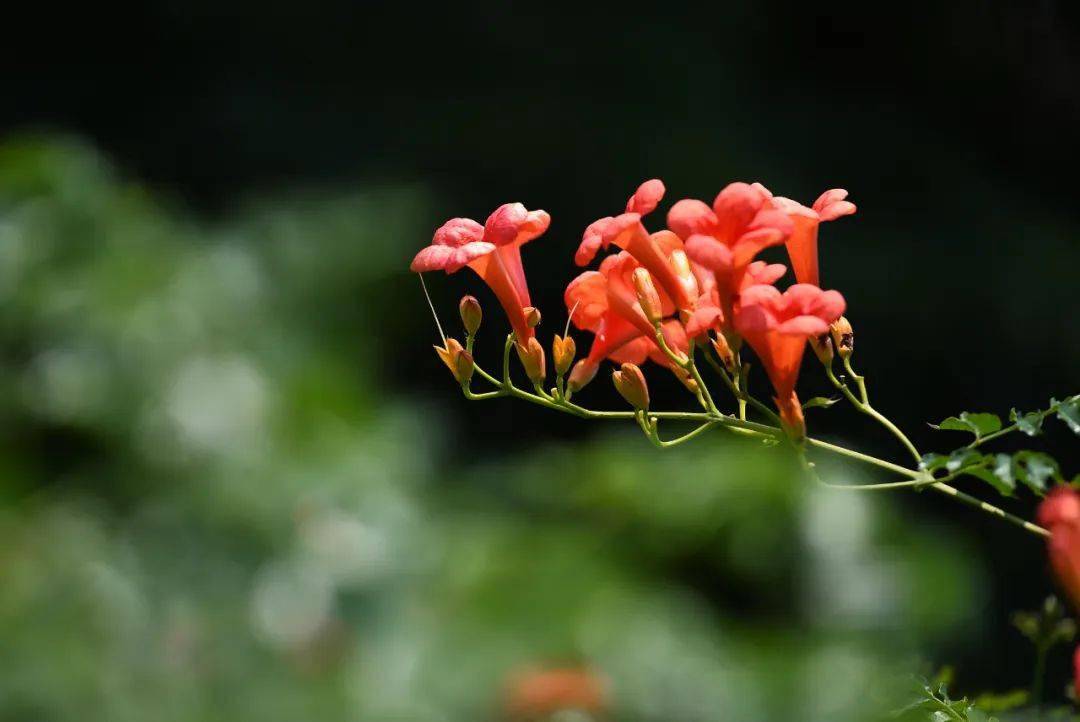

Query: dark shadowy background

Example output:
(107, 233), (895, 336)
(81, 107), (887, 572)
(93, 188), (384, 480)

(2, 2), (1078, 719)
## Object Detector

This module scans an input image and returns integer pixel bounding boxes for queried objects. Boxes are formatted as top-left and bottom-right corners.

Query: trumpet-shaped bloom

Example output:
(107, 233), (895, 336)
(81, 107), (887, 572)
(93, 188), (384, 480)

(734, 283), (846, 432)
(411, 203), (550, 341)
(771, 189), (856, 286)
(564, 251), (687, 388)
(684, 260), (788, 338)
(672, 182), (794, 329)
(1039, 487), (1080, 610)
(575, 180), (696, 311)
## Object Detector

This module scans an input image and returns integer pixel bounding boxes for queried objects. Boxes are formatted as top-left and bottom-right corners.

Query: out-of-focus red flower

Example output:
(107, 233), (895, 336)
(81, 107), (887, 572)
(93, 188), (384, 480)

(672, 182), (794, 331)
(564, 251), (687, 390)
(734, 283), (846, 435)
(1038, 487), (1080, 609)
(575, 180), (696, 312)
(772, 189), (856, 286)
(1045, 487), (1080, 703)
(411, 203), (550, 342)
(1074, 645), (1080, 700)
(503, 667), (607, 720)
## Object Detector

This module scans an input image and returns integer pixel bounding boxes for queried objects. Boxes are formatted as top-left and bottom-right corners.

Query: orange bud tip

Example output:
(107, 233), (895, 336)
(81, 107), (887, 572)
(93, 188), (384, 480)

(809, 332), (834, 365)
(830, 316), (853, 359)
(435, 338), (469, 383)
(552, 334), (577, 376)
(612, 362), (650, 410)
(631, 268), (663, 325)
(459, 295), (482, 336)
(524, 306), (542, 328)
(515, 337), (546, 383)
(710, 334), (736, 372)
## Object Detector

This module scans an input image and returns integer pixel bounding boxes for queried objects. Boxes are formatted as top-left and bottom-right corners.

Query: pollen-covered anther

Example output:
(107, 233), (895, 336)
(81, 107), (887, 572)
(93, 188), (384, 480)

(830, 316), (854, 358)
(552, 334), (577, 376)
(459, 295), (482, 336)
(632, 268), (663, 326)
(612, 362), (649, 410)
(516, 337), (546, 383)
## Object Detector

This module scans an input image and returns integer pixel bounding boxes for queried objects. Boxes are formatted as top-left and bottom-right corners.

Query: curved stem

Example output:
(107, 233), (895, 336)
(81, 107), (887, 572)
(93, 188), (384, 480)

(826, 365), (920, 463)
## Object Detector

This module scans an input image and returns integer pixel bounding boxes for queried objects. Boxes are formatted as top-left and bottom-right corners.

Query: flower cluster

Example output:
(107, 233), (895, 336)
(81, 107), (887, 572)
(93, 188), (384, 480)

(411, 179), (854, 439)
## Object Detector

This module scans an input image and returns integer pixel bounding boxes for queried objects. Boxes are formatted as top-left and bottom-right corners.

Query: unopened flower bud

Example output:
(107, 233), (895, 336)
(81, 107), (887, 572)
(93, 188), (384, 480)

(711, 334), (736, 372)
(672, 366), (698, 394)
(515, 337), (546, 383)
(612, 362), (649, 410)
(459, 295), (482, 336)
(524, 306), (542, 328)
(434, 338), (472, 384)
(669, 250), (699, 300)
(809, 332), (834, 365)
(552, 334), (577, 376)
(830, 316), (853, 359)
(568, 359), (598, 392)
(455, 349), (474, 385)
(632, 268), (663, 326)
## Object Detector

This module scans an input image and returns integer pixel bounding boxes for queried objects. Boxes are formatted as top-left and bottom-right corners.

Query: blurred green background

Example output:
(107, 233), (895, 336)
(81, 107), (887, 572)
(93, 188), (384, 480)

(2, 3), (1079, 720)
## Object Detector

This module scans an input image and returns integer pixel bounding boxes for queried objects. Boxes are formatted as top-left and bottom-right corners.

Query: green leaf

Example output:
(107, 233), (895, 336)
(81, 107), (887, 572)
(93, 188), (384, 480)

(1013, 450), (1060, 493)
(1009, 408), (1044, 437)
(801, 396), (839, 410)
(992, 453), (1015, 492)
(964, 465), (1014, 496)
(920, 453), (947, 472)
(920, 451), (946, 472)
(946, 448), (986, 473)
(931, 412), (1002, 439)
(1056, 396), (1080, 435)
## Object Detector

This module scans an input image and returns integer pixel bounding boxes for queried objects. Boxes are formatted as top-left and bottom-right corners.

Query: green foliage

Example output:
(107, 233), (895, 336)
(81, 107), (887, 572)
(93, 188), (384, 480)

(895, 678), (999, 722)
(1056, 396), (1080, 435)
(931, 412), (1002, 440)
(802, 396), (841, 410)
(1012, 596), (1076, 651)
(1010, 408), (1045, 437)
(923, 397), (1077, 499)
(920, 449), (1062, 498)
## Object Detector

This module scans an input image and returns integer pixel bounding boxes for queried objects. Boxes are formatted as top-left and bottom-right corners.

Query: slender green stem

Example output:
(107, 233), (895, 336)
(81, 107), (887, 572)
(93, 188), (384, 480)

(457, 340), (1052, 538)
(929, 481), (1050, 538)
(805, 437), (921, 478)
(637, 412), (717, 449)
(826, 365), (920, 463)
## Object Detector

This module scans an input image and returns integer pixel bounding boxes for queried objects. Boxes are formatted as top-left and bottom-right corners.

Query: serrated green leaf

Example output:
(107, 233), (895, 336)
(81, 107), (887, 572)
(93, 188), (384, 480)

(946, 448), (986, 473)
(964, 466), (1015, 496)
(801, 396), (839, 410)
(1057, 397), (1080, 435)
(921, 453), (947, 472)
(931, 412), (1002, 439)
(992, 453), (1015, 491)
(1013, 451), (1059, 493)
(1009, 408), (1044, 437)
